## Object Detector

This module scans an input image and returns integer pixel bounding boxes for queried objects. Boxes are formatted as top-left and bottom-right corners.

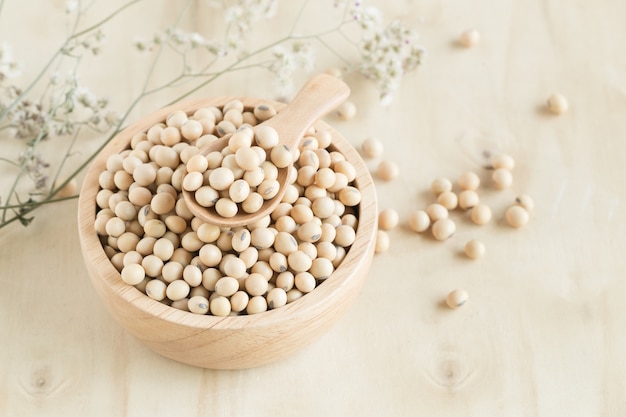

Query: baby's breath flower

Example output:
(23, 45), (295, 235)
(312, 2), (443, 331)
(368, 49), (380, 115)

(133, 37), (150, 53)
(334, 0), (424, 103)
(269, 41), (314, 94)
(65, 0), (79, 14)
(18, 152), (50, 190)
(356, 19), (423, 103)
(74, 86), (98, 109)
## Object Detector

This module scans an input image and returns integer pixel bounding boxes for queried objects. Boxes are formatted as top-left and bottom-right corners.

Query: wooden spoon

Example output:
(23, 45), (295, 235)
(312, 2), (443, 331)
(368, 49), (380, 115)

(182, 73), (350, 228)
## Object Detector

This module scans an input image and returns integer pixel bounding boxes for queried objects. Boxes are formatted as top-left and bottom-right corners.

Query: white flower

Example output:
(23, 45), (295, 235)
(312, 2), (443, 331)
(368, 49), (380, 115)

(189, 32), (207, 48)
(74, 86), (98, 109)
(224, 5), (244, 23)
(65, 0), (79, 14)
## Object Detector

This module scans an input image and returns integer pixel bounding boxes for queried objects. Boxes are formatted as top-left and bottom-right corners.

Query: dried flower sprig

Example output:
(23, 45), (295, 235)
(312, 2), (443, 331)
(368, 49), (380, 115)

(0, 0), (424, 229)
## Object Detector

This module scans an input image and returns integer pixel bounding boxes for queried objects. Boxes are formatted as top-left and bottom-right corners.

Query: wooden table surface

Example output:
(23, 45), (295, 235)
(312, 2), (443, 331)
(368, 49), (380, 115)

(1, 0), (625, 415)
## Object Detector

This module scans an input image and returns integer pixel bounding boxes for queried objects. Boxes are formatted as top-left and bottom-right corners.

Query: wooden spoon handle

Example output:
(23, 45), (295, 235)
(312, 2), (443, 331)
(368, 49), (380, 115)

(261, 73), (350, 148)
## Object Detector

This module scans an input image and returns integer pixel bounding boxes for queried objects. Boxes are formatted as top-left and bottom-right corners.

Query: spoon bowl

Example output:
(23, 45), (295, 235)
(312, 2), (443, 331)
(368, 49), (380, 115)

(182, 74), (350, 228)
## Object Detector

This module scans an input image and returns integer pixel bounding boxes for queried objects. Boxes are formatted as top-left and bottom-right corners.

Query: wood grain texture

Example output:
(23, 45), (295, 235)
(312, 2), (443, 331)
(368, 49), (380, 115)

(1, 0), (626, 415)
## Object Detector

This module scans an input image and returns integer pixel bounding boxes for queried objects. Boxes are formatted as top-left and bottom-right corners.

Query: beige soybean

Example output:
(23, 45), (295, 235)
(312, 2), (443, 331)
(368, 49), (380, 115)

(235, 147), (260, 171)
(270, 145), (293, 169)
(297, 221), (322, 243)
(547, 93), (568, 115)
(215, 198), (238, 218)
(242, 192), (264, 213)
(408, 210), (430, 233)
(195, 186), (219, 207)
(492, 168), (513, 190)
(338, 186), (361, 207)
(491, 153), (515, 171)
(209, 167), (235, 191)
(151, 192), (176, 215)
(199, 243), (222, 267)
(459, 28), (480, 47)
(311, 197), (335, 219)
(431, 218), (456, 241)
(378, 209), (399, 230)
(230, 291), (250, 313)
(228, 179), (251, 203)
(426, 203), (448, 221)
(431, 177), (452, 195)
(310, 257), (334, 280)
(145, 279), (167, 301)
(375, 230), (390, 253)
(335, 100), (356, 120)
(286, 288), (304, 303)
(223, 257), (247, 279)
(314, 167), (336, 190)
(188, 295), (210, 314)
(210, 296), (231, 316)
(470, 204), (492, 225)
(446, 289), (469, 309)
(245, 273), (269, 296)
(294, 272), (316, 293)
(335, 225), (356, 247)
(269, 252), (288, 273)
(253, 105), (277, 122)
(505, 205), (530, 228)
(458, 171), (480, 191)
(515, 194), (534, 212)
(288, 250), (313, 273)
(183, 265), (203, 287)
(197, 223), (220, 243)
(166, 110), (188, 128)
(299, 242), (317, 260)
(121, 264), (145, 286)
(246, 296), (268, 315)
(214, 276), (239, 297)
(437, 191), (458, 210)
(142, 254), (164, 277)
(464, 239), (485, 259)
(274, 232), (299, 255)
(117, 232), (139, 253)
(153, 238), (175, 261)
(257, 179), (280, 200)
(361, 137), (383, 159)
(133, 164), (157, 186)
(266, 288), (287, 309)
(181, 120), (204, 141)
(105, 217), (126, 237)
(458, 190), (480, 210)
(166, 280), (190, 301)
(377, 160), (399, 181)
(162, 261), (184, 283)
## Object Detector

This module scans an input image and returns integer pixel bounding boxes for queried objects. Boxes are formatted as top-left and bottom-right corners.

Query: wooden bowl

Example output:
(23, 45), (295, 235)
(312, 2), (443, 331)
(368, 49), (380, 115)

(77, 97), (377, 369)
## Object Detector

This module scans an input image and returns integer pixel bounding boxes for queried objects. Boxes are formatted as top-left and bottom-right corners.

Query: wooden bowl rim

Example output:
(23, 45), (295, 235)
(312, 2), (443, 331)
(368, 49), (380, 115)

(78, 96), (377, 331)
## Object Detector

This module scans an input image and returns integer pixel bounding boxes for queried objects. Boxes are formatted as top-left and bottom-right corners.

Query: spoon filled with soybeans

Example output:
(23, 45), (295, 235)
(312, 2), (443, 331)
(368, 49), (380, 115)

(182, 73), (350, 228)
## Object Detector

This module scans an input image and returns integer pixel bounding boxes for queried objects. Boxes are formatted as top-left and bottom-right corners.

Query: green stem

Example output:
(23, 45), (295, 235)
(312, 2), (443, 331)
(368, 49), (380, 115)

(1, 129), (49, 223)
(288, 0), (310, 36)
(0, 157), (19, 166)
(49, 126), (82, 196)
(0, 194), (77, 210)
